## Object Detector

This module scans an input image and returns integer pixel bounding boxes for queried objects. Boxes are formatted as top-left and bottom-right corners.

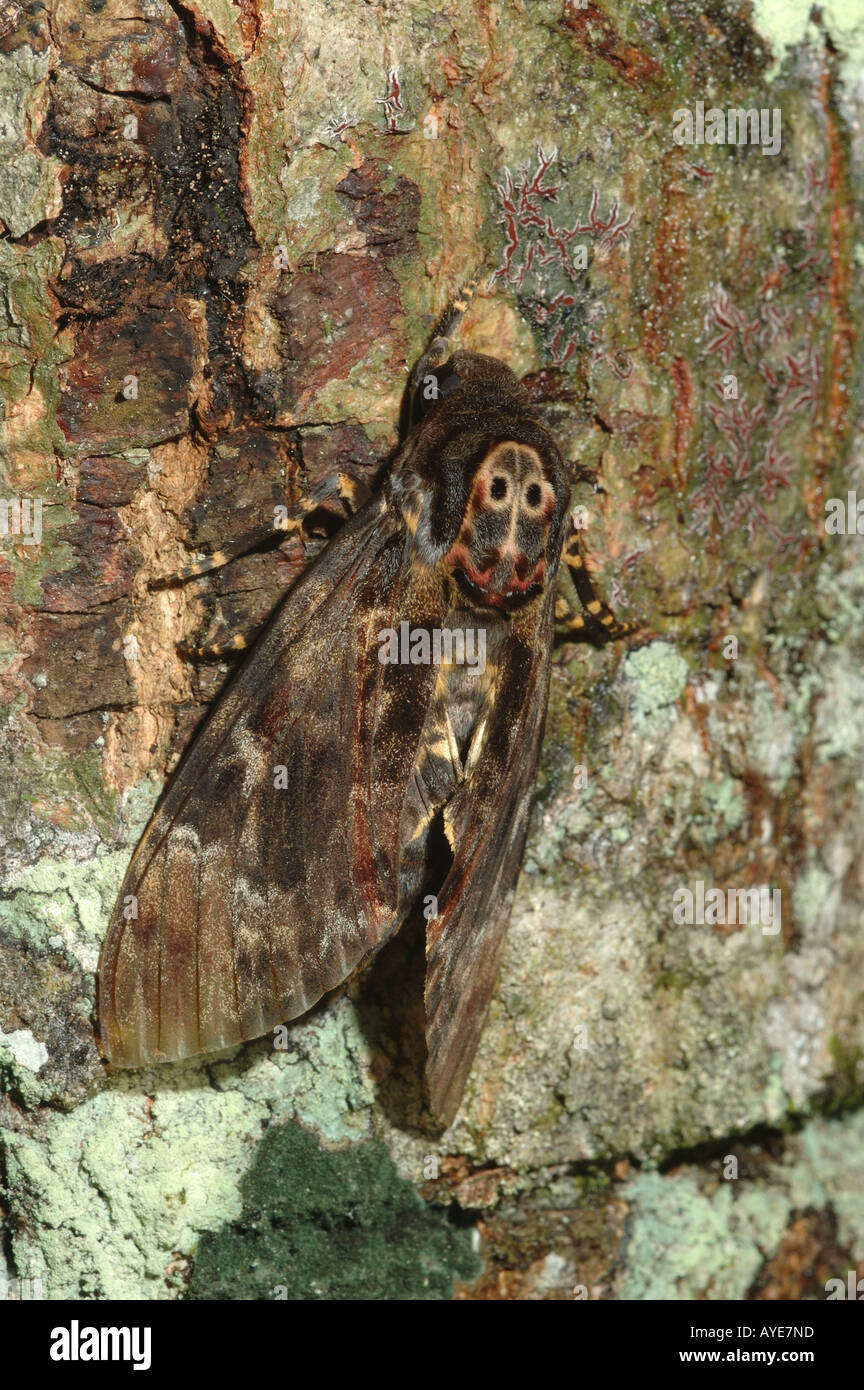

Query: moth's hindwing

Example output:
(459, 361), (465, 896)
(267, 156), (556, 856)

(424, 586), (555, 1126)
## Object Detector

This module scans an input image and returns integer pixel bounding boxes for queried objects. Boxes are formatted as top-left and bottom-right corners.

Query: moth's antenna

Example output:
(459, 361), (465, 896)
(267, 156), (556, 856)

(403, 268), (488, 436)
(426, 267), (486, 346)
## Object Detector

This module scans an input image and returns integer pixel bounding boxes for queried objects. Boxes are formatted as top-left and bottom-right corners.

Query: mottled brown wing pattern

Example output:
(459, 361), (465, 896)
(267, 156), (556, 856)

(99, 501), (446, 1067)
(425, 584), (556, 1126)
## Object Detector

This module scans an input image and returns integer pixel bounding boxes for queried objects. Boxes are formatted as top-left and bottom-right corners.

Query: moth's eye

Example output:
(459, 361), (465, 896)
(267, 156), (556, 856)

(490, 476), (508, 501)
(525, 483), (542, 508)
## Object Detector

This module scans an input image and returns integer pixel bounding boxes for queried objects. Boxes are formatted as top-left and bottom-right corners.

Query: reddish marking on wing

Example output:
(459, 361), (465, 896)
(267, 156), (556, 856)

(513, 557), (546, 590)
(352, 801), (381, 910)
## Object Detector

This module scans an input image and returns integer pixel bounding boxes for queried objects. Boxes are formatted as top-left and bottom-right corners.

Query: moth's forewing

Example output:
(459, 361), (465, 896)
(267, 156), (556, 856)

(98, 501), (447, 1067)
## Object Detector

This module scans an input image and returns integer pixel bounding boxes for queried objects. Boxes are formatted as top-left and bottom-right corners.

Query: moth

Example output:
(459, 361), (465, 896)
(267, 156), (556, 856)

(98, 283), (635, 1126)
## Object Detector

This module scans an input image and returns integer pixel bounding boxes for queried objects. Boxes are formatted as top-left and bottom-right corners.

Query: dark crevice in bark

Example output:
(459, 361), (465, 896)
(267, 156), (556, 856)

(46, 3), (259, 430)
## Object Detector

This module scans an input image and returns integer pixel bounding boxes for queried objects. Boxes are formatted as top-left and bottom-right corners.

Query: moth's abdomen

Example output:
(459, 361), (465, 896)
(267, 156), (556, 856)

(396, 609), (504, 916)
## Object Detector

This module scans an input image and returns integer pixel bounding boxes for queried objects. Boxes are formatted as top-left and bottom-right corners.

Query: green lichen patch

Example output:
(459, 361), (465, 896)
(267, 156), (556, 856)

(619, 1110), (864, 1299)
(1, 840), (127, 967)
(0, 777), (159, 961)
(2, 1079), (268, 1300)
(621, 1169), (791, 1300)
(188, 1120), (480, 1301)
(0, 47), (64, 238)
(687, 777), (748, 847)
(0, 996), (383, 1299)
(0, 1028), (50, 1109)
(208, 1002), (376, 1146)
(622, 641), (689, 731)
(752, 0), (864, 85)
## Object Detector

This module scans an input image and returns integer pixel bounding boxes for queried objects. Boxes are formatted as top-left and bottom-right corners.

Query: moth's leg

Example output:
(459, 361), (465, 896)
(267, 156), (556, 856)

(558, 525), (638, 641)
(554, 590), (636, 642)
(149, 472), (369, 590)
(554, 593), (589, 636)
(406, 271), (485, 428)
(178, 631), (262, 661)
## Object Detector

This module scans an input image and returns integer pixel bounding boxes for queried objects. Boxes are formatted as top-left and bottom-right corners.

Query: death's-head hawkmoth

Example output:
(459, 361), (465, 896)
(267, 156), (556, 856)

(98, 282), (635, 1127)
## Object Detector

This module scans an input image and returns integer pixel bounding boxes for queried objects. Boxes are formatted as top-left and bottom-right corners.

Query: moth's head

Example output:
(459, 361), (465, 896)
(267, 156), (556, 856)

(392, 349), (570, 612)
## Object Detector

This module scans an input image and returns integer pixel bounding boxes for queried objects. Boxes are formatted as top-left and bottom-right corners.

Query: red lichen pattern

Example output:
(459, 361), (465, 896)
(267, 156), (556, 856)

(377, 68), (406, 133)
(491, 144), (632, 372)
(690, 160), (828, 544)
